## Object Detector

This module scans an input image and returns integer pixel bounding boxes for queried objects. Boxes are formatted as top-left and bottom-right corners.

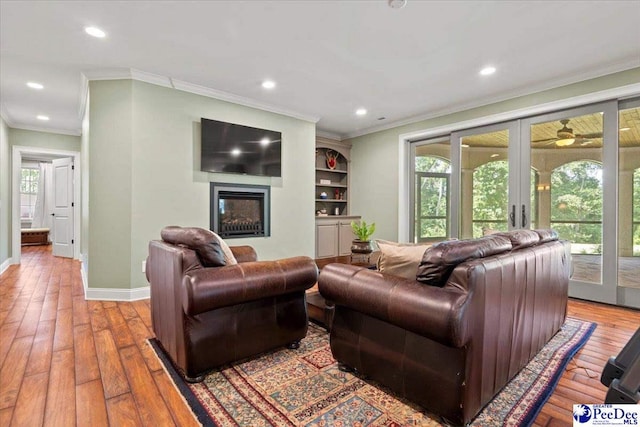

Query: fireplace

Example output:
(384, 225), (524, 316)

(210, 183), (270, 238)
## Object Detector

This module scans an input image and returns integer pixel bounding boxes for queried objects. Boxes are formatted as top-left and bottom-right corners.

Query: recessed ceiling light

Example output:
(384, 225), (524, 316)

(260, 138), (271, 146)
(262, 80), (276, 89)
(37, 115), (50, 121)
(388, 0), (407, 9)
(231, 148), (241, 156)
(355, 108), (367, 116)
(27, 82), (44, 90)
(480, 66), (496, 76)
(620, 127), (631, 131)
(85, 26), (106, 38)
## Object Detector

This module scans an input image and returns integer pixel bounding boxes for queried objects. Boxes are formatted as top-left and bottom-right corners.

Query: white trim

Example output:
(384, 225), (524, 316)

(349, 80), (640, 140)
(316, 129), (343, 141)
(171, 79), (320, 123)
(6, 123), (80, 137)
(84, 285), (150, 302)
(398, 83), (640, 143)
(78, 72), (89, 121)
(12, 146), (81, 265)
(0, 258), (12, 276)
(397, 135), (410, 242)
(130, 69), (173, 88)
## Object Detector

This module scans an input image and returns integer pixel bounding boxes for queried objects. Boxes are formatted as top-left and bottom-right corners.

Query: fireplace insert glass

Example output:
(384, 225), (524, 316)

(210, 183), (270, 238)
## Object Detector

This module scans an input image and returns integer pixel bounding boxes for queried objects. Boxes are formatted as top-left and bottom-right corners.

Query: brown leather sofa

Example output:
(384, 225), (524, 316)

(318, 229), (570, 425)
(146, 226), (318, 381)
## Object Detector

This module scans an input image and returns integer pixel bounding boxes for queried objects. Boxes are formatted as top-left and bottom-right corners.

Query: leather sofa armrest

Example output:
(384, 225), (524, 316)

(318, 263), (469, 347)
(230, 245), (258, 263)
(182, 256), (318, 315)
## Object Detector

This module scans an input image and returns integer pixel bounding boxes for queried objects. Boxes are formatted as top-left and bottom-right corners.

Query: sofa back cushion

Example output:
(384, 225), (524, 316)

(497, 229), (540, 250)
(161, 226), (229, 267)
(376, 240), (434, 280)
(416, 234), (512, 286)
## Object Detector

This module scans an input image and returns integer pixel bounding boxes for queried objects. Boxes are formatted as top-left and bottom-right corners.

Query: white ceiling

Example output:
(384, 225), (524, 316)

(1, 1), (639, 139)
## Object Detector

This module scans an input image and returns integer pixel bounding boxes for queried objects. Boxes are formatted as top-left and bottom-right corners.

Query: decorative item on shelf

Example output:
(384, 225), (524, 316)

(334, 188), (340, 199)
(320, 179), (331, 185)
(326, 150), (338, 170)
(316, 208), (328, 217)
(334, 207), (340, 216)
(319, 191), (328, 199)
(350, 220), (376, 254)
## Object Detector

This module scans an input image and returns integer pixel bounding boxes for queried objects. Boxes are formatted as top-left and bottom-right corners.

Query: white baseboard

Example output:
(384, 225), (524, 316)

(0, 257), (12, 276)
(80, 257), (150, 301)
(84, 285), (150, 301)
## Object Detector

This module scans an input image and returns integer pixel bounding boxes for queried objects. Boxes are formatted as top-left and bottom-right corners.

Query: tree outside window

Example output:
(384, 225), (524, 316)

(20, 167), (39, 220)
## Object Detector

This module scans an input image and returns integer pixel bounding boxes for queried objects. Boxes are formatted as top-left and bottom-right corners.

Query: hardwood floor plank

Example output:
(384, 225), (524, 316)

(93, 328), (130, 399)
(24, 319), (55, 376)
(119, 345), (175, 426)
(0, 335), (33, 409)
(52, 307), (73, 351)
(0, 407), (13, 426)
(44, 350), (76, 426)
(15, 299), (43, 338)
(105, 393), (144, 427)
(131, 300), (153, 330)
(44, 348), (75, 426)
(0, 321), (20, 369)
(76, 379), (109, 427)
(88, 300), (110, 332)
(152, 370), (200, 427)
(39, 292), (59, 322)
(104, 306), (135, 348)
(74, 323), (101, 385)
(11, 371), (48, 426)
(72, 295), (90, 326)
(118, 302), (139, 320)
(126, 316), (162, 372)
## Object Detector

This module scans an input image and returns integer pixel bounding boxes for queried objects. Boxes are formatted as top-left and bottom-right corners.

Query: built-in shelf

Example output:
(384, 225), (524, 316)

(316, 199), (348, 203)
(316, 183), (348, 188)
(316, 167), (348, 174)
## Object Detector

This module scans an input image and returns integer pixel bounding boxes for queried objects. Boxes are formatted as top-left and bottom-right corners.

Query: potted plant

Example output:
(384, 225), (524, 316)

(351, 220), (376, 254)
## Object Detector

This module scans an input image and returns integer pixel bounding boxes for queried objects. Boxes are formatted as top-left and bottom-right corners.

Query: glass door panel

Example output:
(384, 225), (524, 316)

(529, 112), (604, 285)
(618, 103), (640, 305)
(458, 127), (512, 239)
(411, 139), (451, 243)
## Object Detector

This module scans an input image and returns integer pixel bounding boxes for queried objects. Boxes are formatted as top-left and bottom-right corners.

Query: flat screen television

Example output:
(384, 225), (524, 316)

(201, 118), (282, 177)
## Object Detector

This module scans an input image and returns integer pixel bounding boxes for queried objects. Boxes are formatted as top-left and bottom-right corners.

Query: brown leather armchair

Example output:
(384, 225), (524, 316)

(146, 226), (318, 381)
(319, 229), (570, 425)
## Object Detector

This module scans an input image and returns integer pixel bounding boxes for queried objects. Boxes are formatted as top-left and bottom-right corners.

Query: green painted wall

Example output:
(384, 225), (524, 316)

(347, 68), (640, 241)
(9, 128), (81, 152)
(86, 80), (316, 290)
(81, 92), (90, 275)
(0, 117), (9, 267)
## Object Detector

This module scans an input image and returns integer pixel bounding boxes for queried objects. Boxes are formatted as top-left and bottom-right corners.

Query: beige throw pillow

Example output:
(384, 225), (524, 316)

(217, 235), (238, 266)
(376, 240), (433, 280)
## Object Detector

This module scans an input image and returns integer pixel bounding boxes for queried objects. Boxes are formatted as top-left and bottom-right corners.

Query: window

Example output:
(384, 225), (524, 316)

(634, 168), (640, 256)
(20, 167), (39, 220)
(413, 144), (451, 242)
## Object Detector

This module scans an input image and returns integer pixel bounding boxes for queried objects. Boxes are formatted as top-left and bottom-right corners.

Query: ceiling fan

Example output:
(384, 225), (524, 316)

(532, 119), (603, 147)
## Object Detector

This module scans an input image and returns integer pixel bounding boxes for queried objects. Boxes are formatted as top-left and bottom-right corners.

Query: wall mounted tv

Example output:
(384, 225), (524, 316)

(201, 118), (282, 177)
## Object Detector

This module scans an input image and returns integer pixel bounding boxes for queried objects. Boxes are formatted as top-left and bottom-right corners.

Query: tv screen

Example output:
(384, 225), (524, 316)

(201, 118), (282, 177)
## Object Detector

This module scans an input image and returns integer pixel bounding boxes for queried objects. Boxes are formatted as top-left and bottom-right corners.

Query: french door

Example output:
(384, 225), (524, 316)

(415, 100), (639, 307)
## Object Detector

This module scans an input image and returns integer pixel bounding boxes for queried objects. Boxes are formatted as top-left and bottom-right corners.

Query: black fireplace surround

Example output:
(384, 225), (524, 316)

(210, 183), (270, 238)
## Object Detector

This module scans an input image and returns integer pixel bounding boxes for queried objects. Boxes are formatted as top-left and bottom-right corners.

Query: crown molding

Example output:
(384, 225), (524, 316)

(344, 60), (640, 140)
(316, 129), (342, 141)
(171, 78), (320, 123)
(79, 67), (320, 124)
(0, 103), (16, 127)
(6, 123), (81, 137)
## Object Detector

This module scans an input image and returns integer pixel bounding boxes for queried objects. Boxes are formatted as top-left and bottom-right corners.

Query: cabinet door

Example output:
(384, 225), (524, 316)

(316, 223), (338, 258)
(338, 222), (355, 256)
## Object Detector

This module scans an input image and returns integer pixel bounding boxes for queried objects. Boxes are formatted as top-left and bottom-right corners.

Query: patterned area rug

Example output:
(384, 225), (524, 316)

(149, 318), (595, 427)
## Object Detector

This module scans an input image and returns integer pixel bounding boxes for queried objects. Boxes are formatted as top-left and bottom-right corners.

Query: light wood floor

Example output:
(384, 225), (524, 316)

(1, 246), (639, 426)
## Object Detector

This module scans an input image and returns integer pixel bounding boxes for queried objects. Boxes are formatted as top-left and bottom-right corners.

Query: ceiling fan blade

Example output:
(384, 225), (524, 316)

(531, 137), (557, 143)
(576, 132), (603, 139)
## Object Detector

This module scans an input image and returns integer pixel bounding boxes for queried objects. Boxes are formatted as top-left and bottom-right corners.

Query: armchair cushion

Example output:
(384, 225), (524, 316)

(416, 234), (512, 287)
(161, 226), (236, 267)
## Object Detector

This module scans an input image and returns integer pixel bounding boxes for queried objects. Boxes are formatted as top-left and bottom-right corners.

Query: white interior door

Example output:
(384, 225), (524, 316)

(52, 157), (74, 258)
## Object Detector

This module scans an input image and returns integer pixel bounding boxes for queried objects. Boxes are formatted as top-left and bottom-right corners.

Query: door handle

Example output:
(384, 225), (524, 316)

(521, 204), (527, 228)
(50, 213), (55, 216)
(509, 205), (516, 227)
